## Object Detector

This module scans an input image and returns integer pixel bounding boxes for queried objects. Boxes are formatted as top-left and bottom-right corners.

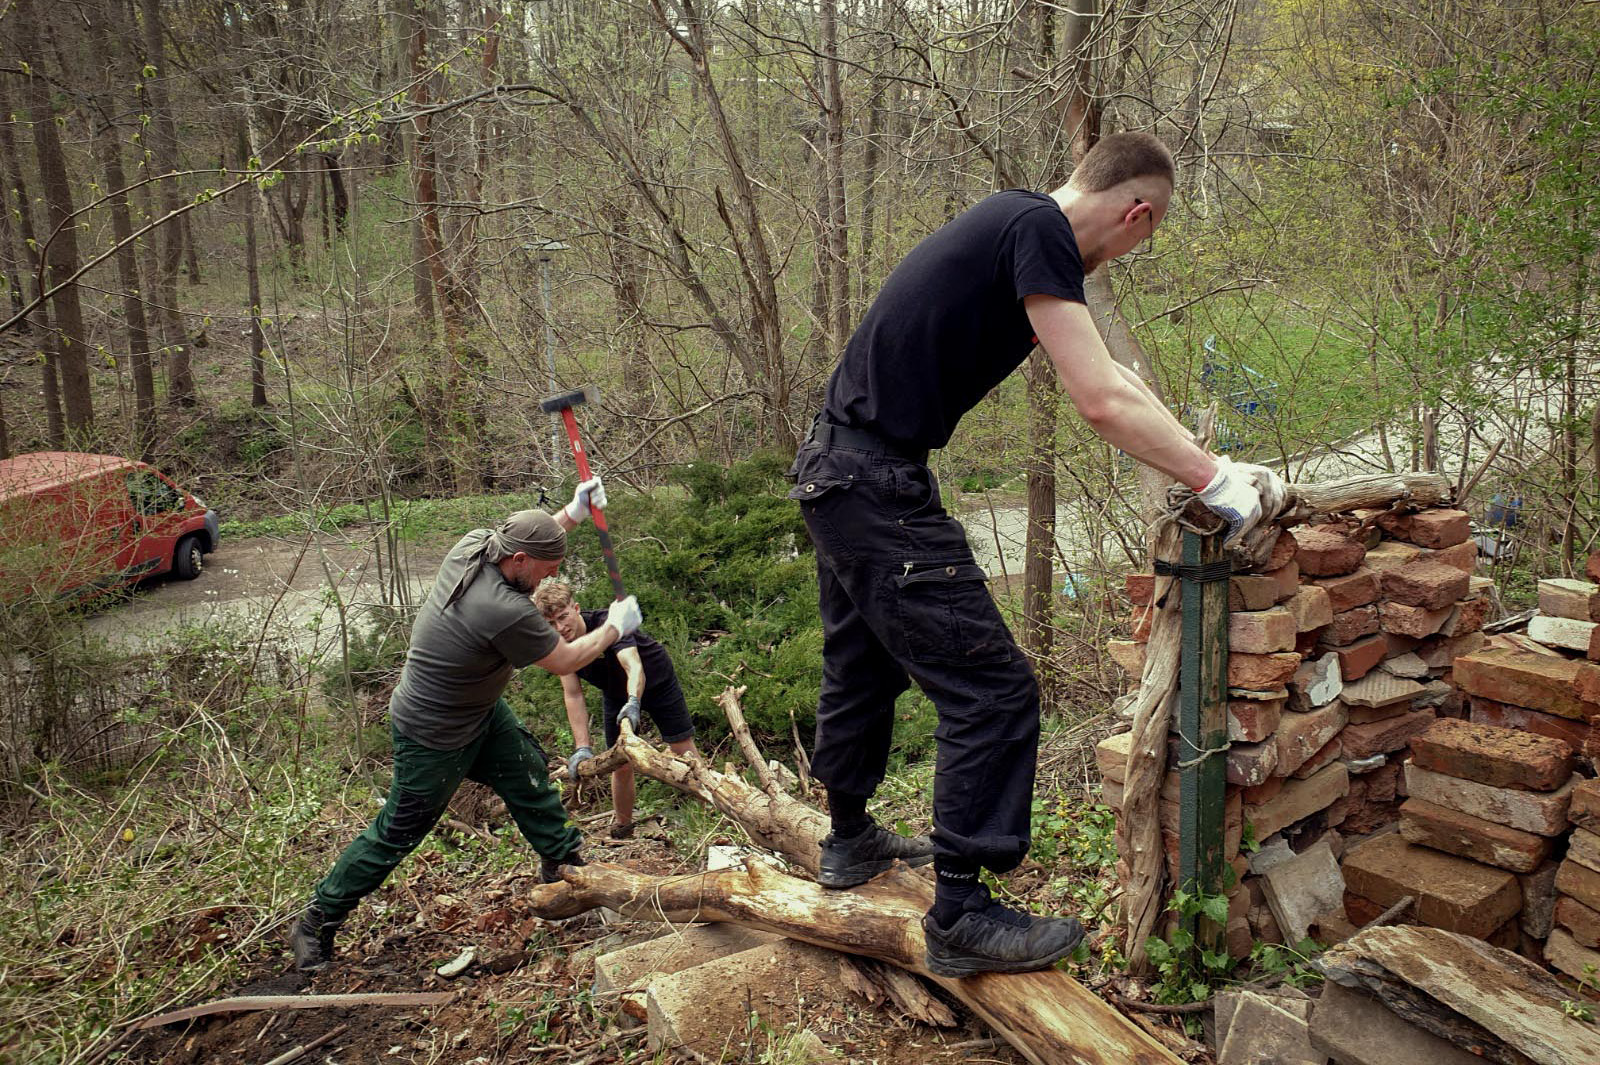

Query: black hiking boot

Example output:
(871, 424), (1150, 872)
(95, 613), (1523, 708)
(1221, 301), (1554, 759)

(922, 885), (1083, 978)
(540, 849), (586, 884)
(288, 902), (343, 973)
(817, 822), (935, 889)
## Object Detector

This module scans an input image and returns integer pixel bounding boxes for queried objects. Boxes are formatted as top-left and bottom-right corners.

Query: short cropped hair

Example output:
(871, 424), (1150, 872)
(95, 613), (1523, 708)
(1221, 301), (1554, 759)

(1067, 132), (1175, 193)
(533, 578), (575, 616)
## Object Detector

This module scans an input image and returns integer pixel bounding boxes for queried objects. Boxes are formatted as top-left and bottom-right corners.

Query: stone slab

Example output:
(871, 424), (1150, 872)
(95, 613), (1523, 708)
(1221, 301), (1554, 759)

(1341, 671), (1425, 709)
(1340, 832), (1520, 938)
(1308, 979), (1488, 1065)
(1402, 761), (1574, 836)
(646, 939), (840, 1058)
(1398, 797), (1552, 874)
(1409, 717), (1574, 791)
(596, 924), (781, 994)
(1261, 839), (1345, 944)
(1537, 578), (1600, 623)
(1218, 991), (1323, 1065)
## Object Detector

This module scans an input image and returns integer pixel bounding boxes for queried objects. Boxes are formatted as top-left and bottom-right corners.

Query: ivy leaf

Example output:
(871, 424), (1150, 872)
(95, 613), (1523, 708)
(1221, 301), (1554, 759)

(1202, 894), (1230, 925)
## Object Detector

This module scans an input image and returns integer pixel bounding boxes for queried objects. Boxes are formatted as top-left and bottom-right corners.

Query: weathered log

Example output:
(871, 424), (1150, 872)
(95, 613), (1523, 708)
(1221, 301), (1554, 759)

(839, 954), (958, 1027)
(719, 684), (778, 792)
(1281, 472), (1454, 522)
(530, 861), (1180, 1065)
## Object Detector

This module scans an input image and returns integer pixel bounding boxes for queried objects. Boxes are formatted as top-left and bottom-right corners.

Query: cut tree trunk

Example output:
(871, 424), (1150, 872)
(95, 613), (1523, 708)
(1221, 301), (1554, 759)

(554, 690), (1182, 1065)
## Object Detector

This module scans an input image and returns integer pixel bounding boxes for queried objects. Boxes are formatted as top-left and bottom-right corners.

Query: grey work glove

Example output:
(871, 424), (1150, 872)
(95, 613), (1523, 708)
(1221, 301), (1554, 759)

(563, 477), (608, 525)
(604, 595), (642, 639)
(619, 696), (642, 734)
(1195, 456), (1266, 549)
(567, 745), (594, 779)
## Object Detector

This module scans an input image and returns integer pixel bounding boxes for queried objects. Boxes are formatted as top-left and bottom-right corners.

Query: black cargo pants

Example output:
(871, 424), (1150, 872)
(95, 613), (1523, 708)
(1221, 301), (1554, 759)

(789, 435), (1040, 872)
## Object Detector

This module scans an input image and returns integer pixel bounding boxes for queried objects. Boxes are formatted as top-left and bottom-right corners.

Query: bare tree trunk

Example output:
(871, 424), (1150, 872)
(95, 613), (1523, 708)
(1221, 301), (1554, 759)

(0, 75), (39, 336)
(139, 0), (195, 405)
(820, 0), (850, 343)
(19, 0), (95, 440)
(240, 130), (267, 409)
(182, 214), (201, 285)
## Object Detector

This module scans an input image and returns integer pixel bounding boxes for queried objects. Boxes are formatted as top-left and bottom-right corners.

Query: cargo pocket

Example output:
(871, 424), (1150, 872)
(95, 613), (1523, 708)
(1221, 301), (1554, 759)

(893, 560), (1013, 666)
(787, 477), (853, 503)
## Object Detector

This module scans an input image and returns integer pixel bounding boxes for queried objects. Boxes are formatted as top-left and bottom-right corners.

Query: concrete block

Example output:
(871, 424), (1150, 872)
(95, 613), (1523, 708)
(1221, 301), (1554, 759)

(1276, 701), (1349, 777)
(596, 924), (781, 994)
(1262, 840), (1345, 944)
(1382, 561), (1471, 611)
(1341, 832), (1520, 938)
(1231, 606), (1298, 654)
(1403, 761), (1573, 836)
(1398, 797), (1553, 874)
(1309, 979), (1488, 1065)
(1538, 577), (1600, 623)
(645, 939), (839, 1058)
(1455, 648), (1600, 721)
(1409, 717), (1574, 791)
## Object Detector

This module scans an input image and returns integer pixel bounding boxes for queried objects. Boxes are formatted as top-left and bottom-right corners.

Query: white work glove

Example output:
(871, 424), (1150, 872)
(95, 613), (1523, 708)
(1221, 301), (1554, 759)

(618, 696), (643, 734)
(1233, 461), (1289, 524)
(563, 477), (608, 524)
(567, 746), (594, 779)
(604, 595), (642, 639)
(1196, 456), (1266, 549)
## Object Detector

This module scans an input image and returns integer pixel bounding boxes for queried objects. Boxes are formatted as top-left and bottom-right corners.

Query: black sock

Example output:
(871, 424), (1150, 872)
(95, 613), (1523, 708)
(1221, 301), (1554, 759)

(826, 789), (873, 838)
(930, 858), (982, 927)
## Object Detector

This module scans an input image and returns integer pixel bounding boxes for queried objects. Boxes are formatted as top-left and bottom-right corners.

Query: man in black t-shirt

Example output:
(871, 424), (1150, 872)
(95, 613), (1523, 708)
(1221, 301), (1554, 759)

(535, 579), (698, 838)
(790, 133), (1285, 977)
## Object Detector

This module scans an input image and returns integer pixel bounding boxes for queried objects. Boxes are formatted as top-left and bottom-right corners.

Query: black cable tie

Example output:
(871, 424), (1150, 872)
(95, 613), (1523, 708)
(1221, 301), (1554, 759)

(1154, 559), (1232, 583)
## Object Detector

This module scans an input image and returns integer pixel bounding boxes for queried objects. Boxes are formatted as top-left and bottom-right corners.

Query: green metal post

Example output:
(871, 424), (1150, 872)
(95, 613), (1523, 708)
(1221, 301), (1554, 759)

(1177, 528), (1230, 948)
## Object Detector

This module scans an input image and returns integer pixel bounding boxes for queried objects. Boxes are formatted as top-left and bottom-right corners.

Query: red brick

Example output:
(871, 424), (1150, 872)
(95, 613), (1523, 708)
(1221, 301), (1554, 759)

(1591, 624), (1600, 662)
(1557, 857), (1600, 912)
(1556, 895), (1600, 948)
(1408, 509), (1471, 549)
(1230, 606), (1297, 654)
(1125, 572), (1154, 606)
(1348, 702), (1409, 724)
(1292, 736), (1344, 780)
(1455, 648), (1600, 721)
(1227, 740), (1278, 786)
(1295, 628), (1325, 657)
(1229, 652), (1301, 690)
(1417, 630), (1486, 671)
(1314, 569), (1381, 613)
(1265, 529), (1298, 571)
(1398, 797), (1553, 873)
(1297, 527), (1367, 577)
(1440, 596), (1489, 637)
(1244, 763), (1349, 839)
(1228, 697), (1283, 743)
(1384, 632), (1422, 659)
(1108, 640), (1146, 678)
(1468, 697), (1596, 753)
(1576, 662), (1600, 706)
(1341, 832), (1520, 938)
(1127, 605), (1153, 640)
(1328, 634), (1387, 682)
(1275, 701), (1348, 777)
(1324, 604), (1380, 645)
(1343, 891), (1386, 926)
(1341, 708), (1437, 759)
(1379, 600), (1453, 639)
(1365, 540), (1427, 572)
(1588, 550), (1600, 584)
(1404, 761), (1575, 837)
(1229, 574), (1277, 611)
(1242, 776), (1285, 805)
(1366, 760), (1401, 802)
(1285, 585), (1333, 632)
(1382, 560), (1471, 610)
(1429, 540), (1478, 573)
(1409, 718), (1574, 791)
(1573, 777), (1600, 833)
(1267, 560), (1300, 603)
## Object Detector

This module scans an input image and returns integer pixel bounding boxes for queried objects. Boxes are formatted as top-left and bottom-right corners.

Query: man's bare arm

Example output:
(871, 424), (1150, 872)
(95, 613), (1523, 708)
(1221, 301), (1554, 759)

(617, 646), (647, 700)
(535, 623), (618, 676)
(560, 674), (592, 748)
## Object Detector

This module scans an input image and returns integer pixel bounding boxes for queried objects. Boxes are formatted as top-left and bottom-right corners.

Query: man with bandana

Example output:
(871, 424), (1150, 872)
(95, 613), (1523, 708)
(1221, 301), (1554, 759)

(289, 479), (639, 972)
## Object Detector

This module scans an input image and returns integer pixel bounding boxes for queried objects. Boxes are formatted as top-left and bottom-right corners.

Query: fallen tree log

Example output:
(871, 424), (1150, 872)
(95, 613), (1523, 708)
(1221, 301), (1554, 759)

(537, 688), (1183, 1065)
(1281, 471), (1454, 522)
(531, 860), (1180, 1065)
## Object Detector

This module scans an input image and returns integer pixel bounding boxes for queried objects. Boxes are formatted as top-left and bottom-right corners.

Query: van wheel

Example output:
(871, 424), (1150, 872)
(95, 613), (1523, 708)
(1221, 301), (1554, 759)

(174, 535), (203, 580)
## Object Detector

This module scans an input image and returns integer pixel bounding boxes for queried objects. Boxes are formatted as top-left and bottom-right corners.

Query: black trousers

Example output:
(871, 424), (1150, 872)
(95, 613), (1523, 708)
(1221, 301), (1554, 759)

(789, 439), (1040, 872)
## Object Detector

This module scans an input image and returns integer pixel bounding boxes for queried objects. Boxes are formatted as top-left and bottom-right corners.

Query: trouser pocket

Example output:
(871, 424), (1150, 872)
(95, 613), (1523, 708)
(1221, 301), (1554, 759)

(893, 560), (1014, 666)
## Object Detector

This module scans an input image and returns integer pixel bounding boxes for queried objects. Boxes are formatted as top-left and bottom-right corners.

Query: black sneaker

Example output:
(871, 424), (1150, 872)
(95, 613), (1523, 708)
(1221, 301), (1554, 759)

(540, 850), (586, 884)
(817, 823), (935, 888)
(288, 902), (343, 973)
(922, 886), (1083, 977)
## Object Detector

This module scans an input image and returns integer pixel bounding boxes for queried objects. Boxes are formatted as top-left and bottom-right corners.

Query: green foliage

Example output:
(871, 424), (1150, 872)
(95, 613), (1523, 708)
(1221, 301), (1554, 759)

(1249, 937), (1326, 990)
(1143, 889), (1238, 1005)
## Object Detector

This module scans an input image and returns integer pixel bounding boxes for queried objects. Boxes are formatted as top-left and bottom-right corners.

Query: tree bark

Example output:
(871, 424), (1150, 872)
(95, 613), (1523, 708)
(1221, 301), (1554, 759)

(18, 0), (95, 439)
(0, 74), (40, 337)
(139, 0), (195, 405)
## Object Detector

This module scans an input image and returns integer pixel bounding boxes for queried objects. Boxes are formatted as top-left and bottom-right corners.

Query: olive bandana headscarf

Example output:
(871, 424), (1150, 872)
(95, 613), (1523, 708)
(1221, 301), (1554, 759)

(440, 509), (566, 609)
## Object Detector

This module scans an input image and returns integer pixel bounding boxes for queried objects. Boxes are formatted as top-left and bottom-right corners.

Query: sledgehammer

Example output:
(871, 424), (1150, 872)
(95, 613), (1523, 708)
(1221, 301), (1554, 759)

(540, 385), (626, 600)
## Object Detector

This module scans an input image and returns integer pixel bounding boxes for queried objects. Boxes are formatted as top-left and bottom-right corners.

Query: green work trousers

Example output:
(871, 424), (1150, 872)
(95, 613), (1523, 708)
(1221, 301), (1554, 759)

(313, 699), (581, 920)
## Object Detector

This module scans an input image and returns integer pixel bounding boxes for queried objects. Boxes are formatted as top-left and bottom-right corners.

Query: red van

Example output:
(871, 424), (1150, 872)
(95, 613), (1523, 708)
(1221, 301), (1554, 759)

(0, 451), (219, 600)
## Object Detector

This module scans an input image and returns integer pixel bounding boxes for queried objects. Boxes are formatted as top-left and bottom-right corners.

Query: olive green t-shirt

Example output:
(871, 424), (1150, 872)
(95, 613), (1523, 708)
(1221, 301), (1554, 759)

(388, 531), (560, 750)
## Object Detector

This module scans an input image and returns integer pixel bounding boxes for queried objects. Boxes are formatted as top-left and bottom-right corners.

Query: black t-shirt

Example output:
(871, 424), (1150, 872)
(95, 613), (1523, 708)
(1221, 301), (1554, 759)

(822, 190), (1087, 450)
(575, 609), (680, 703)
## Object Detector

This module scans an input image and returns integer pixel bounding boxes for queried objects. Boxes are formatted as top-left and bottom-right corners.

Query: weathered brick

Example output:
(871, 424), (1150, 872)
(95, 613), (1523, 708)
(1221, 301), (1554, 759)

(1292, 736), (1344, 780)
(1296, 528), (1366, 578)
(1229, 574), (1278, 611)
(1588, 549), (1600, 584)
(1228, 697), (1284, 743)
(1398, 797), (1552, 873)
(1382, 560), (1471, 610)
(1285, 585), (1333, 633)
(1573, 777), (1600, 832)
(1365, 760), (1401, 801)
(1228, 739), (1279, 786)
(1576, 662), (1600, 706)
(1455, 648), (1600, 721)
(1468, 697), (1595, 754)
(1127, 605), (1154, 640)
(1342, 708), (1438, 759)
(1107, 639), (1146, 678)
(1125, 572), (1155, 606)
(1289, 653), (1342, 710)
(1094, 731), (1132, 781)
(1267, 560), (1300, 603)
(1363, 540), (1427, 572)
(1314, 569), (1381, 613)
(1342, 670), (1424, 710)
(1417, 630), (1486, 671)
(1408, 509), (1471, 549)
(1384, 633), (1423, 661)
(1245, 763), (1349, 839)
(1537, 578), (1600, 623)
(1294, 627), (1324, 658)
(1341, 832), (1520, 938)
(1440, 596), (1490, 638)
(1544, 928), (1600, 988)
(1520, 861), (1561, 938)
(1409, 717), (1574, 791)
(1275, 701), (1348, 777)
(1403, 761), (1575, 836)
(1229, 652), (1301, 690)
(1556, 895), (1600, 949)
(1324, 604), (1380, 646)
(1230, 606), (1297, 654)
(1242, 776), (1284, 805)
(1327, 634), (1387, 682)
(1348, 702), (1409, 725)
(1573, 826), (1600, 875)
(1558, 856), (1600, 912)
(1429, 540), (1478, 573)
(1379, 600), (1453, 639)
(1265, 528), (1299, 572)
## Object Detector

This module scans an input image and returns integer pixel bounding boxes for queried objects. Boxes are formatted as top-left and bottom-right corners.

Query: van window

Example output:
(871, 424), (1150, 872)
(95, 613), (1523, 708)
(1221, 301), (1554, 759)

(128, 471), (182, 515)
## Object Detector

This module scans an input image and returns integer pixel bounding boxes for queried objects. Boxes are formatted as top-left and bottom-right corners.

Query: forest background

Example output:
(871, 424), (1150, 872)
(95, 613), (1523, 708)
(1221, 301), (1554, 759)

(0, 0), (1597, 1060)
